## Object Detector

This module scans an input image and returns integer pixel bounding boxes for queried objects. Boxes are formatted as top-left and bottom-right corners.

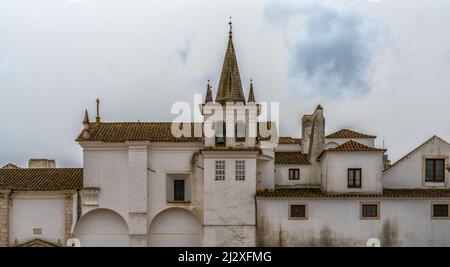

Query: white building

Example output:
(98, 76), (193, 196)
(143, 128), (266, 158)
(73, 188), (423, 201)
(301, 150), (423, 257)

(1, 23), (450, 247)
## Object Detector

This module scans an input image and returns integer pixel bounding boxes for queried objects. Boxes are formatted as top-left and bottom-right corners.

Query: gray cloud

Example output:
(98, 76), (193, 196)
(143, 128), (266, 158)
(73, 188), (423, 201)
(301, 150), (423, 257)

(265, 2), (383, 97)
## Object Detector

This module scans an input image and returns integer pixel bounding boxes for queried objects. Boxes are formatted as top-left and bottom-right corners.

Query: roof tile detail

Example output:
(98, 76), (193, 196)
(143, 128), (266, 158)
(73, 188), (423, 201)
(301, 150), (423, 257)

(325, 129), (376, 139)
(256, 188), (450, 198)
(275, 152), (310, 165)
(0, 168), (83, 191)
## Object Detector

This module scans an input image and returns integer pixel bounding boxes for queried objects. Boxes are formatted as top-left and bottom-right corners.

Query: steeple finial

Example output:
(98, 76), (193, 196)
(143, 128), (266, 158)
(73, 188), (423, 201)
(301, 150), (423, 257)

(95, 98), (101, 123)
(205, 80), (213, 103)
(248, 79), (255, 103)
(83, 109), (90, 127)
(228, 16), (232, 37)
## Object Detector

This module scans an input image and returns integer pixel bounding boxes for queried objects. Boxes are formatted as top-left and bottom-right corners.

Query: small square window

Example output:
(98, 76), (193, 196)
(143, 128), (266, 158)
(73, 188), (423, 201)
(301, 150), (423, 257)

(361, 202), (379, 220)
(289, 169), (300, 180)
(215, 160), (225, 181)
(289, 204), (307, 220)
(432, 204), (449, 219)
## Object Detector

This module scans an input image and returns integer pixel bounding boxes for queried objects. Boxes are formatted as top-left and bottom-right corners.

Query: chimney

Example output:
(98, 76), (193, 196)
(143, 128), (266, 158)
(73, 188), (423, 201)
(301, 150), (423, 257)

(28, 159), (56, 168)
(95, 98), (101, 123)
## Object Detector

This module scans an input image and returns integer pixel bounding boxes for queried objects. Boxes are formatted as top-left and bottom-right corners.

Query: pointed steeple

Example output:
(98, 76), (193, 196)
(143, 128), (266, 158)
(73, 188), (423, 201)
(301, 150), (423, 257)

(205, 80), (213, 103)
(215, 18), (246, 105)
(248, 79), (255, 103)
(83, 109), (90, 128)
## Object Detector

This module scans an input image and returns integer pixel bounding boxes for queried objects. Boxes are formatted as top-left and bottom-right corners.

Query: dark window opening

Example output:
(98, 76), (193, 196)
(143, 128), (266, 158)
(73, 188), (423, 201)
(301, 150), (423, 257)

(348, 168), (362, 188)
(433, 204), (449, 218)
(215, 121), (226, 146)
(289, 169), (300, 180)
(426, 159), (445, 182)
(290, 205), (306, 219)
(174, 180), (185, 201)
(362, 204), (378, 218)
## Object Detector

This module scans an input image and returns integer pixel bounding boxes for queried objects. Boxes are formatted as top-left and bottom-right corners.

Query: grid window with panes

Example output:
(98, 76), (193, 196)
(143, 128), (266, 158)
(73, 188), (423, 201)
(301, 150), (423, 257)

(362, 204), (378, 218)
(215, 160), (225, 181)
(235, 160), (246, 180)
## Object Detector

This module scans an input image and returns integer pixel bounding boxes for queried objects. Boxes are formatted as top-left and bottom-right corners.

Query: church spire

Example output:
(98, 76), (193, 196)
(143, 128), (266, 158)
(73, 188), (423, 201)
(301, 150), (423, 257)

(215, 18), (246, 105)
(248, 79), (255, 103)
(205, 80), (213, 103)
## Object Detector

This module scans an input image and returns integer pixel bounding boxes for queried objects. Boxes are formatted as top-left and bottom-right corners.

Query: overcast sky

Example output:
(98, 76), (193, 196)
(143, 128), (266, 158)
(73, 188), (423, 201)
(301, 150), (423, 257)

(1, 0), (450, 167)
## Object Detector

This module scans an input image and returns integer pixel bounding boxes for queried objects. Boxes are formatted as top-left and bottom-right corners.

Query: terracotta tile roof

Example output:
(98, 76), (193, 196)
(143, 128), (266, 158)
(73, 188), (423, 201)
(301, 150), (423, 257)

(0, 168), (83, 191)
(201, 147), (260, 152)
(325, 129), (376, 139)
(275, 152), (310, 165)
(318, 140), (385, 160)
(1, 163), (20, 169)
(17, 238), (60, 247)
(278, 137), (301, 144)
(328, 140), (385, 152)
(77, 121), (276, 143)
(256, 188), (450, 198)
(76, 122), (204, 143)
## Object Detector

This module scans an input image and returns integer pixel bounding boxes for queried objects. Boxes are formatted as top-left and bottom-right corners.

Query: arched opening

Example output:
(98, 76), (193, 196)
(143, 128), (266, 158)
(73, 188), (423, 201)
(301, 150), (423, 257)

(74, 208), (129, 247)
(148, 208), (203, 247)
(325, 142), (339, 149)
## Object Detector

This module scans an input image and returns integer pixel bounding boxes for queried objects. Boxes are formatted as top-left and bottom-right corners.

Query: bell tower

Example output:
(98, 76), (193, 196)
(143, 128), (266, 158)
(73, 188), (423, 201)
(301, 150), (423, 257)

(200, 19), (259, 246)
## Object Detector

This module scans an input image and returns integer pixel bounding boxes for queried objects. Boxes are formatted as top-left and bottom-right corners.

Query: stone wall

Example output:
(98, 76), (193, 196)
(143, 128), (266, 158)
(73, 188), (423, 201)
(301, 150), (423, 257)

(64, 193), (73, 245)
(0, 190), (11, 247)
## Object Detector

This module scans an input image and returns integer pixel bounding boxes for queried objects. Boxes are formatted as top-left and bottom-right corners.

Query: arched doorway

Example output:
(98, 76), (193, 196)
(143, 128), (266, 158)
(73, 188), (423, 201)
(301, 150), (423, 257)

(74, 209), (129, 247)
(149, 208), (203, 247)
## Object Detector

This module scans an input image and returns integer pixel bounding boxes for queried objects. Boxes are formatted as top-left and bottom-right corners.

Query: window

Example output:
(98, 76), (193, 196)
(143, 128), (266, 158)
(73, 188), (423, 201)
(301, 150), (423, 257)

(215, 160), (225, 180)
(174, 180), (185, 201)
(432, 204), (449, 219)
(215, 121), (226, 146)
(289, 204), (307, 220)
(289, 169), (300, 180)
(235, 160), (246, 180)
(33, 228), (42, 235)
(360, 202), (379, 220)
(425, 159), (445, 182)
(235, 121), (246, 142)
(348, 168), (362, 188)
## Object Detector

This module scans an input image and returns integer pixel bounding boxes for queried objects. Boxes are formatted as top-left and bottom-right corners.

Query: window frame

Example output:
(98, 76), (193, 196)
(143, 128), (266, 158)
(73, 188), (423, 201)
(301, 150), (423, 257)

(288, 202), (308, 220)
(348, 168), (362, 189)
(431, 202), (450, 220)
(235, 160), (246, 181)
(173, 179), (185, 202)
(215, 160), (226, 181)
(288, 168), (300, 180)
(360, 201), (380, 220)
(425, 158), (445, 182)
